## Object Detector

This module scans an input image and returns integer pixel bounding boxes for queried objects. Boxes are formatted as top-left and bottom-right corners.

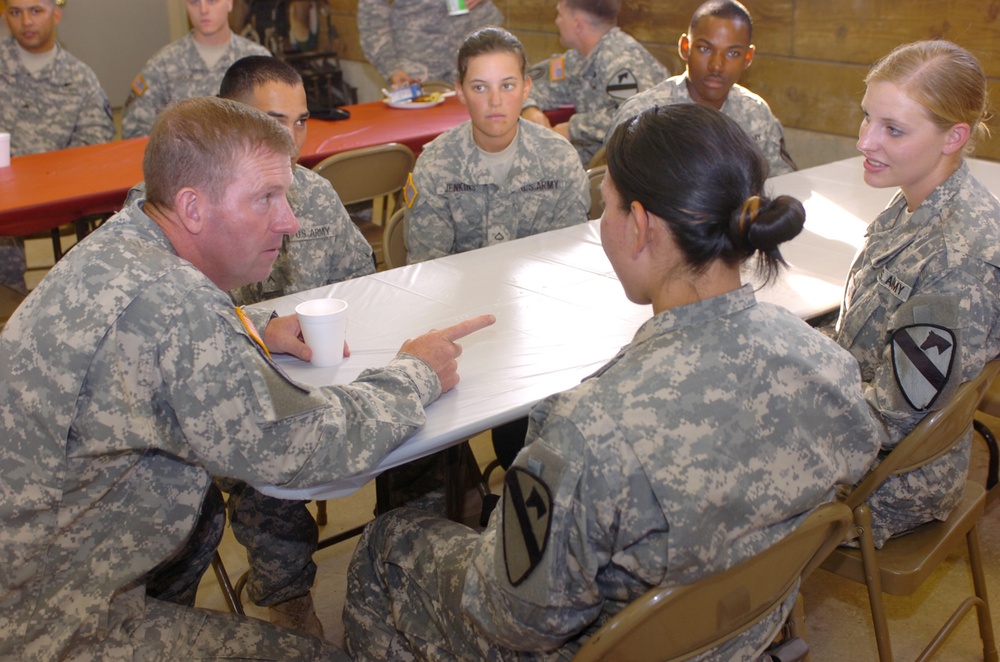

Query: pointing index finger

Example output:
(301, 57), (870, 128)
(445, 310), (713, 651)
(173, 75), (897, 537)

(440, 314), (496, 342)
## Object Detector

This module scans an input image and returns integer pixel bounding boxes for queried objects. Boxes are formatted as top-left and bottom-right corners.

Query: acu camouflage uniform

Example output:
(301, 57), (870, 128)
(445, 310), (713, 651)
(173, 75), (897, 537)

(524, 27), (668, 165)
(834, 161), (1000, 547)
(121, 31), (270, 139)
(0, 198), (442, 660)
(0, 36), (114, 294)
(357, 0), (503, 85)
(404, 120), (589, 263)
(344, 285), (882, 661)
(227, 164), (376, 608)
(611, 74), (796, 176)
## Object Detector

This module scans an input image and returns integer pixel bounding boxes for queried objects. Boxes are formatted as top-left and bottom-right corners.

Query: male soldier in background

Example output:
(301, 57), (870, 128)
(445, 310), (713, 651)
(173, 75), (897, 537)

(0, 0), (114, 293)
(611, 0), (796, 175)
(358, 0), (503, 87)
(521, 0), (667, 165)
(121, 0), (270, 138)
(0, 95), (493, 659)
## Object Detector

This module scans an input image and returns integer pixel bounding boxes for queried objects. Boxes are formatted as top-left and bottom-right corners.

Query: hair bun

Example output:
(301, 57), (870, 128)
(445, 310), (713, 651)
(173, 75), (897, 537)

(744, 195), (806, 252)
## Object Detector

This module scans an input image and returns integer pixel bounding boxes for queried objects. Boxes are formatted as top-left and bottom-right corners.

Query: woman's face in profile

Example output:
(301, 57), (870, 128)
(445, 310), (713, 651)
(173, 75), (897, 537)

(857, 80), (957, 207)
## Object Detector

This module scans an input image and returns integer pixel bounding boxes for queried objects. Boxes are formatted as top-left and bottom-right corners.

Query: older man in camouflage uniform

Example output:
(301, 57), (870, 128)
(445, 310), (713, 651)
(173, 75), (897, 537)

(219, 55), (375, 635)
(834, 161), (1000, 547)
(0, 95), (493, 659)
(521, 0), (668, 165)
(610, 0), (795, 176)
(121, 0), (270, 138)
(344, 283), (882, 660)
(358, 0), (503, 87)
(1, 0), (114, 294)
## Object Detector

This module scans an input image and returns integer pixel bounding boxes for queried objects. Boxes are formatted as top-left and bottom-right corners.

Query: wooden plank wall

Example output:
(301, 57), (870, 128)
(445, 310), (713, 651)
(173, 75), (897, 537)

(326, 0), (1000, 160)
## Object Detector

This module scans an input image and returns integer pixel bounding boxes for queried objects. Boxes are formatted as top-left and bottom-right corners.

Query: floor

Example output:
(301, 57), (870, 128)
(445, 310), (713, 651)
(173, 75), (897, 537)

(22, 229), (1000, 661)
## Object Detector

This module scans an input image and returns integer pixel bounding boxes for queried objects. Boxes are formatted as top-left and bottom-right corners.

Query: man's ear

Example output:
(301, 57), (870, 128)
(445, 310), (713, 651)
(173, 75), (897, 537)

(175, 188), (204, 235)
(678, 33), (691, 62)
(743, 44), (755, 69)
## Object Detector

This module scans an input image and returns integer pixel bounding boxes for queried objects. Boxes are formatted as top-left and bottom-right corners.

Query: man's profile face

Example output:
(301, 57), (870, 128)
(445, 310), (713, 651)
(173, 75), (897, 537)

(248, 81), (310, 159)
(679, 16), (753, 110)
(186, 0), (233, 41)
(4, 0), (61, 54)
(197, 147), (298, 291)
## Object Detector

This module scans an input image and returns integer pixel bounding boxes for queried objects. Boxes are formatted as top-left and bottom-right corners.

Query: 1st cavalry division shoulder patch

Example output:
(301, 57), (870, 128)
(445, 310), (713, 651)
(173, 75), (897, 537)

(891, 324), (956, 411)
(502, 467), (553, 586)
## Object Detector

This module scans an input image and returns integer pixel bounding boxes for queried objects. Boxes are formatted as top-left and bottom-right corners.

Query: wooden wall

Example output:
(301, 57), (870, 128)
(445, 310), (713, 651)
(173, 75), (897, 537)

(326, 0), (1000, 160)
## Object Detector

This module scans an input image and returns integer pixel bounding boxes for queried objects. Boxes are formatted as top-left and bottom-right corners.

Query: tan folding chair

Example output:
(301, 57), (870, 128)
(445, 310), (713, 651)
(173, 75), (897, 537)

(311, 143), (416, 226)
(586, 165), (607, 221)
(0, 283), (26, 331)
(382, 207), (408, 269)
(974, 377), (1000, 491)
(821, 360), (1000, 662)
(420, 79), (453, 95)
(587, 145), (607, 170)
(572, 501), (853, 662)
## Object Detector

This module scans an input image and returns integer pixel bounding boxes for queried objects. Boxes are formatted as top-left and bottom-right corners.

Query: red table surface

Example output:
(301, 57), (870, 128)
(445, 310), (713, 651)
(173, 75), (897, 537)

(0, 98), (573, 237)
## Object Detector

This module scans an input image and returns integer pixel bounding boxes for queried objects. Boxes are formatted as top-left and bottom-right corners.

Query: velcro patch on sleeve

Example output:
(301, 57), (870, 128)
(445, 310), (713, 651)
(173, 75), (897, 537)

(131, 74), (148, 97)
(891, 324), (956, 411)
(502, 466), (553, 586)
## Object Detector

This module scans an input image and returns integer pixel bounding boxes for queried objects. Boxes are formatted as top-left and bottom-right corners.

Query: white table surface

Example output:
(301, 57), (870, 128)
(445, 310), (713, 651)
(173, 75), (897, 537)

(256, 155), (1000, 500)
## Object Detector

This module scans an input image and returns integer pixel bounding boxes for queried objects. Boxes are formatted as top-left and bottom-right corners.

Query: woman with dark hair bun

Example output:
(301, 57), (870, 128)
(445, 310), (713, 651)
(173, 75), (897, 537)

(343, 103), (881, 661)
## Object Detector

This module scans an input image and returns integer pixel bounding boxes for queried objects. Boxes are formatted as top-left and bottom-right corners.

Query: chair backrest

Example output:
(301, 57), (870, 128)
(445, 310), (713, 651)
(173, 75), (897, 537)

(587, 165), (606, 220)
(842, 360), (1000, 511)
(383, 207), (408, 270)
(572, 501), (853, 662)
(420, 80), (453, 95)
(311, 142), (415, 208)
(587, 145), (607, 170)
(0, 283), (26, 331)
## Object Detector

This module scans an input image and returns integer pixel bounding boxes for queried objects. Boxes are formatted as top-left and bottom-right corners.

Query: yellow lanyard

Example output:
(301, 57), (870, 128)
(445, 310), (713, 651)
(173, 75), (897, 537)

(235, 307), (271, 359)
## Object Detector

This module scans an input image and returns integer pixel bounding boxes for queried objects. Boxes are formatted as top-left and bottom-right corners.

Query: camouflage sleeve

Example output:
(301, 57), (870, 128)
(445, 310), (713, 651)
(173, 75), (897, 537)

(864, 267), (1000, 445)
(68, 72), (114, 148)
(404, 164), (456, 263)
(549, 154), (590, 229)
(122, 58), (168, 139)
(357, 0), (399, 80)
(524, 56), (574, 111)
(463, 402), (617, 650)
(158, 290), (441, 488)
(760, 114), (796, 176)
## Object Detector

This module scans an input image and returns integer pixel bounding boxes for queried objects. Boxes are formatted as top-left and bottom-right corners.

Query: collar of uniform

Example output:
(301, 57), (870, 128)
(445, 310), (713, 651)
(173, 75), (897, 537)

(864, 161), (968, 267)
(634, 283), (757, 349)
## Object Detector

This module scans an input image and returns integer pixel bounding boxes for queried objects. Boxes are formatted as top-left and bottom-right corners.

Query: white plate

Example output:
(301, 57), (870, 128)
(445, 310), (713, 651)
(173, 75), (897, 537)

(383, 98), (446, 110)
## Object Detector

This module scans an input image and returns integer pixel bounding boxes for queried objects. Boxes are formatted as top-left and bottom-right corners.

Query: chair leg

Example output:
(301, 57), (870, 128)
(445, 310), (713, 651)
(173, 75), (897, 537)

(968, 525), (999, 662)
(855, 505), (894, 662)
(974, 419), (999, 490)
(211, 552), (245, 615)
(315, 499), (328, 526)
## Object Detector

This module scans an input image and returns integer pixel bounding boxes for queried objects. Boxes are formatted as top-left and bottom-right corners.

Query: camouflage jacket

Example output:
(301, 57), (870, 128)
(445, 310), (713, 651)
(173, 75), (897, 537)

(405, 119), (589, 263)
(0, 200), (439, 658)
(835, 161), (1000, 545)
(357, 0), (503, 84)
(0, 37), (113, 156)
(121, 31), (270, 138)
(611, 73), (796, 176)
(465, 285), (881, 659)
(525, 27), (668, 165)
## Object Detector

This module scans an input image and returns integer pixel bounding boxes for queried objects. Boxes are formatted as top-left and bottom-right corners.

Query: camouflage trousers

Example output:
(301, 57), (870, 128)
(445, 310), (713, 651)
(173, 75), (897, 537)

(65, 583), (347, 661)
(223, 479), (319, 607)
(343, 507), (564, 662)
(0, 237), (27, 294)
(63, 484), (348, 660)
